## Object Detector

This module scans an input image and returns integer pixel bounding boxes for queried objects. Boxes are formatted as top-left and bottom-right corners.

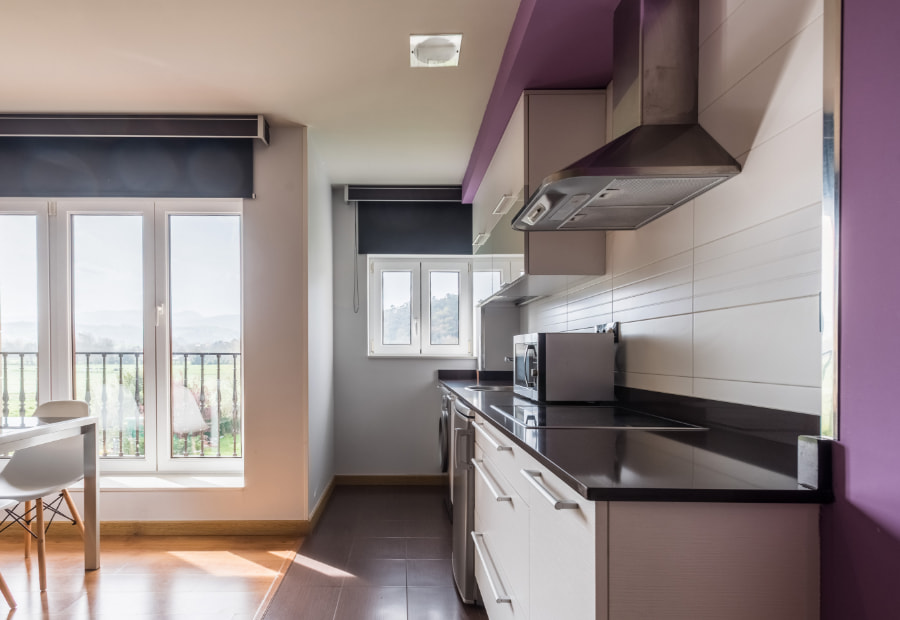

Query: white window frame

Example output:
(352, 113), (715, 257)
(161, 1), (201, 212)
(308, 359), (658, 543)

(154, 200), (243, 473)
(368, 256), (473, 358)
(1, 197), (243, 475)
(53, 199), (159, 473)
(0, 200), (52, 406)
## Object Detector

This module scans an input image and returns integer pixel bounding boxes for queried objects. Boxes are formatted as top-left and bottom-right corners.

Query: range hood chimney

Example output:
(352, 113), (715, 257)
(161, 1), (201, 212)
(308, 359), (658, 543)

(512, 0), (741, 231)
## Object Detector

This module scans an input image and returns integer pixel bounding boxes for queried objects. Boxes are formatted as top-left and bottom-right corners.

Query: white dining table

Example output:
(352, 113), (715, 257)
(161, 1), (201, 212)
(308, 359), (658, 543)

(0, 416), (99, 570)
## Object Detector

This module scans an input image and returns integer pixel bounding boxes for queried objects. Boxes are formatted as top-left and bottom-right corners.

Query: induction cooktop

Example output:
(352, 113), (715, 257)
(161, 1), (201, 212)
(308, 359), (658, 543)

(489, 404), (705, 431)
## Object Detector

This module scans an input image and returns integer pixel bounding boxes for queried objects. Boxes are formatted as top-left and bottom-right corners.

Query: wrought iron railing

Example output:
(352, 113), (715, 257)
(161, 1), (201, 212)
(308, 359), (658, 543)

(0, 351), (241, 459)
(0, 352), (38, 418)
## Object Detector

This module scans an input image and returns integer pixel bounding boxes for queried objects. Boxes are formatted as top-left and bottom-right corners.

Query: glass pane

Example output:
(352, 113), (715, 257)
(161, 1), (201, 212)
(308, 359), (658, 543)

(430, 271), (459, 345)
(473, 270), (502, 304)
(169, 215), (242, 458)
(0, 215), (39, 419)
(382, 271), (412, 345)
(71, 215), (144, 458)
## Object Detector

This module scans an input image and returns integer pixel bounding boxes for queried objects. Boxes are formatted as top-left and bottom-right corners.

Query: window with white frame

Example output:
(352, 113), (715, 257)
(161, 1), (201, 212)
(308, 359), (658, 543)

(368, 257), (472, 357)
(0, 199), (243, 474)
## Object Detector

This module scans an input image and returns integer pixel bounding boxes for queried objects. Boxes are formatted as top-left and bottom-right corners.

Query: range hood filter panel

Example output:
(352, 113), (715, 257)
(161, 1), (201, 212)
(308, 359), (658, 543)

(561, 205), (672, 230)
(592, 177), (726, 207)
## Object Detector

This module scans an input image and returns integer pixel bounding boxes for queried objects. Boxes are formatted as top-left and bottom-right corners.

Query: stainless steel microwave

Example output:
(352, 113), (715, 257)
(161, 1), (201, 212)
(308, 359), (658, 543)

(513, 332), (615, 403)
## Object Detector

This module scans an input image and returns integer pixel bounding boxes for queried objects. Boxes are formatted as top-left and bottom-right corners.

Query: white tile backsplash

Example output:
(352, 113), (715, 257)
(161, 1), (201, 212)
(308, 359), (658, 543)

(698, 0), (749, 45)
(609, 202), (694, 275)
(699, 0), (823, 110)
(520, 0), (823, 416)
(693, 297), (821, 387)
(693, 378), (820, 415)
(700, 16), (824, 157)
(693, 112), (822, 246)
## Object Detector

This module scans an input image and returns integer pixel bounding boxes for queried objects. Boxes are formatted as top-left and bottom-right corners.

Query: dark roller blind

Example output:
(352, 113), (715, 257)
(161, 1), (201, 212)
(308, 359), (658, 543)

(357, 201), (472, 255)
(0, 137), (253, 198)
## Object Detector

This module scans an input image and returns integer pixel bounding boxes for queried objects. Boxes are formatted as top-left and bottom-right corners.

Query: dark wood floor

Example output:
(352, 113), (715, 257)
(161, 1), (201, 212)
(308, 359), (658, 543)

(262, 485), (488, 620)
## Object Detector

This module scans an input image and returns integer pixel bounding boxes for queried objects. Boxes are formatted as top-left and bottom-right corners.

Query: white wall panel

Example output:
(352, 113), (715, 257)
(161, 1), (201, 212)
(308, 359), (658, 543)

(699, 0), (823, 109)
(617, 315), (693, 378)
(694, 113), (822, 246)
(694, 378), (820, 415)
(609, 203), (694, 276)
(693, 297), (820, 387)
(700, 16), (824, 157)
(698, 0), (748, 45)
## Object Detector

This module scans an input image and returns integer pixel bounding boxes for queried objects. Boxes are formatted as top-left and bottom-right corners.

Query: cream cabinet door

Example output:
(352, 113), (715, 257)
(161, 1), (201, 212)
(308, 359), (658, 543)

(524, 465), (608, 620)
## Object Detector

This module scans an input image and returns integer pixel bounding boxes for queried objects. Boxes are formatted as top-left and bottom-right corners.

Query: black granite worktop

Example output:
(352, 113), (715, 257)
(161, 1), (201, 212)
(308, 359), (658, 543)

(439, 371), (832, 503)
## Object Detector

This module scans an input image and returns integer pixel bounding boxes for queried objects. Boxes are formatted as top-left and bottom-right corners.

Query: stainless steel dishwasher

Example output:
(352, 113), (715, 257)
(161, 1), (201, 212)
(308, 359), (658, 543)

(450, 397), (479, 604)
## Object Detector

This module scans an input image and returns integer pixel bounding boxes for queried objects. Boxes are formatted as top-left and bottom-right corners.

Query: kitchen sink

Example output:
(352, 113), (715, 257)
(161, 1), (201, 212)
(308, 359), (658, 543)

(465, 385), (513, 392)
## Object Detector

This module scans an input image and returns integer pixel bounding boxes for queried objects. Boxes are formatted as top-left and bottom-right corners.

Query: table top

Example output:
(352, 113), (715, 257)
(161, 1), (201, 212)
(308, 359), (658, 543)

(0, 416), (97, 448)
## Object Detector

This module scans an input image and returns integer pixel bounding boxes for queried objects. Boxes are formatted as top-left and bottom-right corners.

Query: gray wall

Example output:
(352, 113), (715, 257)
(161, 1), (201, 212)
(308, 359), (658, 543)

(332, 189), (475, 475)
(307, 138), (335, 510)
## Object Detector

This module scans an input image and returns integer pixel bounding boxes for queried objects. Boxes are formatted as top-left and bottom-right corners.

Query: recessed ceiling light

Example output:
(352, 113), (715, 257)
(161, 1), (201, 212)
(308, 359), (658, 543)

(410, 34), (462, 68)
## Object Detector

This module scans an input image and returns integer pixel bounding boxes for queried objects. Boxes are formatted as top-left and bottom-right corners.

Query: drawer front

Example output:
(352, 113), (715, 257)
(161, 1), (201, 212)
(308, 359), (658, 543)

(473, 414), (537, 502)
(525, 464), (606, 620)
(474, 444), (529, 609)
(473, 530), (528, 620)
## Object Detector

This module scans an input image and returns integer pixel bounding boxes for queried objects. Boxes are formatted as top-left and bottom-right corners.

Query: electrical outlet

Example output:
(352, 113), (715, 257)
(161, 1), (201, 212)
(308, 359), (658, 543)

(596, 322), (619, 343)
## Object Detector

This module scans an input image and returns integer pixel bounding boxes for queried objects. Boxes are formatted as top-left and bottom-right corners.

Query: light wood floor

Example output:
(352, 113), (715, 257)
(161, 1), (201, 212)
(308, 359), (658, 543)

(0, 534), (301, 619)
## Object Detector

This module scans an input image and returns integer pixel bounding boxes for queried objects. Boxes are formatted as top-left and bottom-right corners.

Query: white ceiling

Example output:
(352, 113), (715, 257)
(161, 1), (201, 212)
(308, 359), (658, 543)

(0, 0), (521, 185)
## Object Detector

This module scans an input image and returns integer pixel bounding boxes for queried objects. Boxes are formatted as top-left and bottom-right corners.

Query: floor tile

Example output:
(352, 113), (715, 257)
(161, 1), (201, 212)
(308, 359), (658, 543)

(343, 558), (407, 587)
(262, 486), (489, 620)
(407, 559), (455, 587)
(407, 587), (490, 620)
(405, 537), (451, 560)
(333, 586), (407, 620)
(350, 538), (406, 560)
(261, 585), (340, 620)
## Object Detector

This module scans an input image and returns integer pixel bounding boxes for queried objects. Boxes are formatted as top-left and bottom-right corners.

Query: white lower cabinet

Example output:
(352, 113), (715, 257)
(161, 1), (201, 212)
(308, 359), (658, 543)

(525, 466), (607, 620)
(472, 415), (821, 620)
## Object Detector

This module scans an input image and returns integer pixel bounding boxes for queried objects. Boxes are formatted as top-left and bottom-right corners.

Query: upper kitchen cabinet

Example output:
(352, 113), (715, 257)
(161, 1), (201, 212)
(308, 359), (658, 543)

(472, 90), (608, 276)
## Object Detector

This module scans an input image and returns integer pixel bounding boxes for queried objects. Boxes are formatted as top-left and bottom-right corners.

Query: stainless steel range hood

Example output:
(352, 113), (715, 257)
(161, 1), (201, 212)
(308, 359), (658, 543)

(512, 0), (741, 231)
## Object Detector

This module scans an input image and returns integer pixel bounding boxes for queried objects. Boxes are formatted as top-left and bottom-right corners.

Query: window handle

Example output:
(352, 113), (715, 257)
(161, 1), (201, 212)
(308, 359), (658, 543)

(156, 304), (165, 327)
(414, 318), (419, 337)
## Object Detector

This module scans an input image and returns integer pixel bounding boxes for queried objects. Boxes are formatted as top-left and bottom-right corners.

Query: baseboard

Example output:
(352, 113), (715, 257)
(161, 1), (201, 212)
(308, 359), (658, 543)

(308, 476), (336, 531)
(334, 474), (448, 486)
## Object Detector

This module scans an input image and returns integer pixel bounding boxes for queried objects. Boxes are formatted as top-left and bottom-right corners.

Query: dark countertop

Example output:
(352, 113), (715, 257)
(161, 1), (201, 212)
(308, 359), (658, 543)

(440, 376), (832, 503)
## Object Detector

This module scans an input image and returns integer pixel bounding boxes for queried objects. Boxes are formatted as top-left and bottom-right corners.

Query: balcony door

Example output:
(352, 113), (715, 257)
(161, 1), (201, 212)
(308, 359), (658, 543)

(45, 199), (242, 473)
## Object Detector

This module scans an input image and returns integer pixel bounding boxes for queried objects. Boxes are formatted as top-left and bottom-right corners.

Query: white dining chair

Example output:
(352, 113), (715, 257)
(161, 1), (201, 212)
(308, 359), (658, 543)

(0, 500), (17, 608)
(0, 400), (89, 592)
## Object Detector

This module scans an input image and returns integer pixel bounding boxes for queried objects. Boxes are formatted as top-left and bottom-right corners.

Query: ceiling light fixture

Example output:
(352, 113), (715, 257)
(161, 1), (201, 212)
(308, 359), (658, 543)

(410, 34), (462, 68)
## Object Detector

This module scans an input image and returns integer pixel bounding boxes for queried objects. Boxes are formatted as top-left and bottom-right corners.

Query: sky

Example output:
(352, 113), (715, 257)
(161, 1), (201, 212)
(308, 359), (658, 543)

(0, 212), (241, 350)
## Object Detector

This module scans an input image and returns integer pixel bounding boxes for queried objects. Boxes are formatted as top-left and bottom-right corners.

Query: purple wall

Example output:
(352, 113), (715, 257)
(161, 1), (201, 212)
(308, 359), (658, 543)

(822, 0), (900, 617)
(461, 0), (617, 203)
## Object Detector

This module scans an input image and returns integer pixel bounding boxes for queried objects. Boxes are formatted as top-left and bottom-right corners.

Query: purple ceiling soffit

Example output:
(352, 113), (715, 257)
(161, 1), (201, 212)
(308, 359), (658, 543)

(461, 0), (618, 203)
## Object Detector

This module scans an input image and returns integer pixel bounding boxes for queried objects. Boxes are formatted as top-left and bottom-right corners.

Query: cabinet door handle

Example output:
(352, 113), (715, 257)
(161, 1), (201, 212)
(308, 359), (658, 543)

(471, 532), (512, 604)
(471, 458), (512, 502)
(473, 421), (512, 452)
(520, 469), (579, 510)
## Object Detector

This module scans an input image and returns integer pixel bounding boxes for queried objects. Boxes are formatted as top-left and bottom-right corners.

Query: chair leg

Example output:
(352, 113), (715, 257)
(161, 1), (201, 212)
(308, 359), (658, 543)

(36, 499), (47, 593)
(61, 490), (85, 538)
(0, 571), (15, 608)
(23, 500), (33, 558)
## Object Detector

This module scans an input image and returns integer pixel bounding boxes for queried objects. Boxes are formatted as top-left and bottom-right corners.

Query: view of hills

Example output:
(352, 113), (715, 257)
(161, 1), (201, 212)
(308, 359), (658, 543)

(0, 310), (240, 353)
